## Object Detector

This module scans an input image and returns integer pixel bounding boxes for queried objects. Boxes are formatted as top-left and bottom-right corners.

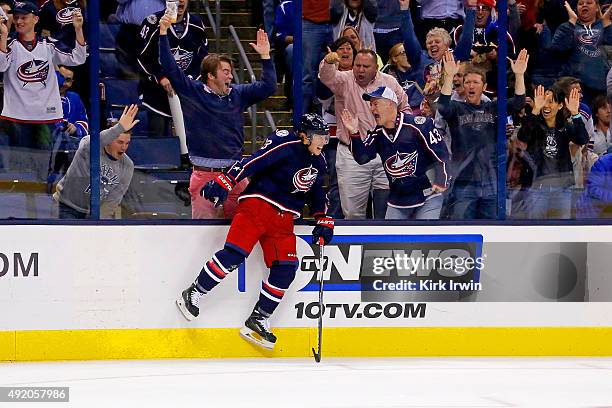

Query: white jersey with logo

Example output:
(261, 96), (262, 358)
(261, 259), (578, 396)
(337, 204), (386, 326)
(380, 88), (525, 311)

(0, 35), (87, 122)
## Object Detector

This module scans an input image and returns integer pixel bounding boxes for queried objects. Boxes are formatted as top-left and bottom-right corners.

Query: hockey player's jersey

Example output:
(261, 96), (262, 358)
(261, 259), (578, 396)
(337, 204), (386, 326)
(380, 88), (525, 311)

(0, 35), (87, 122)
(225, 129), (328, 218)
(350, 112), (449, 208)
(138, 11), (208, 117)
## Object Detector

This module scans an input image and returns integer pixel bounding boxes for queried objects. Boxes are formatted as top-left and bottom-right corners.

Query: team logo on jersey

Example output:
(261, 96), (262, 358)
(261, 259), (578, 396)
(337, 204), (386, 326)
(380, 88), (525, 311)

(292, 165), (318, 193)
(172, 46), (194, 71)
(147, 14), (158, 25)
(414, 116), (426, 125)
(17, 59), (50, 87)
(84, 164), (120, 199)
(384, 151), (418, 179)
(56, 7), (78, 25)
(276, 129), (289, 137)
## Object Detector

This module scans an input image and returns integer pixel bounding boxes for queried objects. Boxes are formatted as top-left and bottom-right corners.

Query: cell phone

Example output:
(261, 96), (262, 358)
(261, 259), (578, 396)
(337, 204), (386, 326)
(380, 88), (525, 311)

(507, 115), (514, 126)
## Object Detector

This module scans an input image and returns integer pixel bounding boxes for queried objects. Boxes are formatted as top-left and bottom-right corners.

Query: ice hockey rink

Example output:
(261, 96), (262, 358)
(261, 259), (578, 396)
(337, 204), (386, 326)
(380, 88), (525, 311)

(2, 357), (612, 407)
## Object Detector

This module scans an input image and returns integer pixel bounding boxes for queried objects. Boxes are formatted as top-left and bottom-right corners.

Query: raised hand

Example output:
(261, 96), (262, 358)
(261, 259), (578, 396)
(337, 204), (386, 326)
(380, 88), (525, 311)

(532, 84), (546, 115)
(0, 19), (7, 37)
(565, 1), (578, 24)
(510, 49), (529, 75)
(118, 104), (140, 132)
(324, 46), (339, 64)
(249, 29), (271, 59)
(565, 87), (580, 116)
(340, 109), (359, 134)
(399, 0), (410, 11)
(72, 8), (84, 30)
(442, 51), (459, 77)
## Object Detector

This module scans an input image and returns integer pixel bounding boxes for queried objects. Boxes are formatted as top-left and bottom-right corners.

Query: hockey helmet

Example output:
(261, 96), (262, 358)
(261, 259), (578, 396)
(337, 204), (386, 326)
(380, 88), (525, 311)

(298, 113), (330, 144)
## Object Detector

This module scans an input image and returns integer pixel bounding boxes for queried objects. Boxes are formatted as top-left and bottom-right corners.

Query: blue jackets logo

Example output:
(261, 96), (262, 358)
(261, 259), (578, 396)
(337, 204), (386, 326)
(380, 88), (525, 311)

(292, 165), (318, 193)
(17, 59), (50, 86)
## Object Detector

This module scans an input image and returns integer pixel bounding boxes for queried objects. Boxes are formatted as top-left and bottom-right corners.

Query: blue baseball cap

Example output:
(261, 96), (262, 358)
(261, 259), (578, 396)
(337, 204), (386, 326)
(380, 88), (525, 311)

(10, 1), (39, 15)
(362, 86), (398, 104)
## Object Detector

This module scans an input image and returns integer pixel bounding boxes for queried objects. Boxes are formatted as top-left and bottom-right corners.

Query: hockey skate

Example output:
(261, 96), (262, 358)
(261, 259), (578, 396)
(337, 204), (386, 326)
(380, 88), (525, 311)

(176, 283), (204, 321)
(239, 310), (277, 350)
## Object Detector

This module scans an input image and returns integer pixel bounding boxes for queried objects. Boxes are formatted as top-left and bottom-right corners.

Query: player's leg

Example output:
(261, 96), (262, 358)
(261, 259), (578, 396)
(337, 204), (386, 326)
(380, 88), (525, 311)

(177, 199), (265, 320)
(240, 211), (297, 349)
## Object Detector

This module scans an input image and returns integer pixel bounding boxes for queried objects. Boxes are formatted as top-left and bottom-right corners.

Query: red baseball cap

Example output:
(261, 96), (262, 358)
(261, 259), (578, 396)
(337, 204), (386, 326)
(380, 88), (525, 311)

(477, 0), (496, 8)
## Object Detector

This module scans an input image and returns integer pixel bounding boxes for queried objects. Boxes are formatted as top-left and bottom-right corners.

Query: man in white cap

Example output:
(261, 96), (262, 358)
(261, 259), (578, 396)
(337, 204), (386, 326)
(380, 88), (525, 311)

(340, 86), (449, 219)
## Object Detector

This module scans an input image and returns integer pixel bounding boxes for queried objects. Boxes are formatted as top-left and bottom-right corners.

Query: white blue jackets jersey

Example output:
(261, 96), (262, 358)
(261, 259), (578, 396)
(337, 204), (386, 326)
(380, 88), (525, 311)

(0, 34), (87, 122)
(137, 11), (208, 116)
(225, 130), (328, 218)
(350, 112), (449, 208)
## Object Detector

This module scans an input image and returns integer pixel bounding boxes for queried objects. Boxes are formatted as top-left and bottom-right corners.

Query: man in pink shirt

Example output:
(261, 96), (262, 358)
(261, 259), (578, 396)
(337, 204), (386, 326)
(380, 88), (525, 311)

(319, 48), (409, 218)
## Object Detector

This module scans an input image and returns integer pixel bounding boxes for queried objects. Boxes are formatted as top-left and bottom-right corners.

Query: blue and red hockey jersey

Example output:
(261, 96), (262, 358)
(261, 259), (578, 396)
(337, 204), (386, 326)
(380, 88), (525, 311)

(225, 129), (328, 218)
(350, 112), (449, 208)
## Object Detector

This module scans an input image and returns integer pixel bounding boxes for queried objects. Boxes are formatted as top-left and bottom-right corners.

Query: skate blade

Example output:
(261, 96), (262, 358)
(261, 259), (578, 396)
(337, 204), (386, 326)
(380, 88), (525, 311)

(239, 327), (275, 350)
(176, 298), (196, 321)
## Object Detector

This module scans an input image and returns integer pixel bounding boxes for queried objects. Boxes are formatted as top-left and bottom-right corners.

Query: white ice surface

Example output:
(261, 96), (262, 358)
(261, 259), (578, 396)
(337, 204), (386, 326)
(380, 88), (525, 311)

(2, 357), (612, 407)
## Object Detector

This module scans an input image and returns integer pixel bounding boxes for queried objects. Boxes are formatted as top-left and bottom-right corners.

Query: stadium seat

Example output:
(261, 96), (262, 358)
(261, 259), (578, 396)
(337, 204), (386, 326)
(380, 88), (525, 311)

(100, 23), (121, 51)
(102, 78), (140, 107)
(127, 137), (181, 170)
(100, 51), (120, 78)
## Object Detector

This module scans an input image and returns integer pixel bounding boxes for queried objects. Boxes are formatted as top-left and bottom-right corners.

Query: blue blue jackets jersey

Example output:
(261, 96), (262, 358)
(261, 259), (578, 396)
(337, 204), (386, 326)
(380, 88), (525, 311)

(350, 113), (449, 208)
(159, 35), (276, 165)
(226, 130), (328, 218)
(138, 11), (208, 116)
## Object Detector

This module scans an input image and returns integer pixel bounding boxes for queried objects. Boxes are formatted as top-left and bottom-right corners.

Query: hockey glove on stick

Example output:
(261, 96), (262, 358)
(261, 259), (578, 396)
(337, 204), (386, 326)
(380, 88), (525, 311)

(312, 216), (334, 245)
(201, 173), (236, 207)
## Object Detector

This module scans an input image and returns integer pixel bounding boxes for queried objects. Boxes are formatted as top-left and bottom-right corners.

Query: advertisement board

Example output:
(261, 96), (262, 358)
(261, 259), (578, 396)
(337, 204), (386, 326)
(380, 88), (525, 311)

(2, 225), (612, 360)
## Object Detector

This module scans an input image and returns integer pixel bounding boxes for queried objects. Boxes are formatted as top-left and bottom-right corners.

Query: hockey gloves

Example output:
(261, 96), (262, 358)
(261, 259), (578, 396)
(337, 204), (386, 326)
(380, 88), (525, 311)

(201, 173), (236, 207)
(312, 216), (334, 245)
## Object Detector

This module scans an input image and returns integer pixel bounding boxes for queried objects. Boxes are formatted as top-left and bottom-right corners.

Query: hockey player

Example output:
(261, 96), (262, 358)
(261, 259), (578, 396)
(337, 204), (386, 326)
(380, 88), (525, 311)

(176, 114), (335, 350)
(340, 86), (449, 219)
(137, 0), (208, 145)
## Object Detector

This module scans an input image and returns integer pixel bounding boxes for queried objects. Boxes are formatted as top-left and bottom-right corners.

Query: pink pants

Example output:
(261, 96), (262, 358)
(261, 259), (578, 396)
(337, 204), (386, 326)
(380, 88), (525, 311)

(189, 170), (248, 219)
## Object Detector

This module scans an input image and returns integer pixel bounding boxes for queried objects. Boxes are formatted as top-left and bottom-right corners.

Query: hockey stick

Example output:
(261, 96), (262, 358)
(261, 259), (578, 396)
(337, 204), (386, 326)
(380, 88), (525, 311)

(312, 237), (325, 363)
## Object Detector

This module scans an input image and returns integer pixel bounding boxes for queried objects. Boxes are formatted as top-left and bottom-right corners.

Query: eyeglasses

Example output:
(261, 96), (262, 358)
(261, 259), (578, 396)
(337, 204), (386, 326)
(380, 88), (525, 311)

(64, 77), (74, 82)
(392, 50), (406, 58)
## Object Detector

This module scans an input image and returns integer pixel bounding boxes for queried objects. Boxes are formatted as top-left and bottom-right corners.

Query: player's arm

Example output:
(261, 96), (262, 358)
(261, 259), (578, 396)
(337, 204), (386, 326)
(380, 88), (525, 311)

(309, 173), (334, 246)
(201, 134), (299, 206)
(341, 109), (378, 165)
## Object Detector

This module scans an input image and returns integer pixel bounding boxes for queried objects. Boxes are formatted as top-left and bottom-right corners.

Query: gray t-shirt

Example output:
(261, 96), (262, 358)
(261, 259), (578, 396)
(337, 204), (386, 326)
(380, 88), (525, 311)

(54, 124), (134, 218)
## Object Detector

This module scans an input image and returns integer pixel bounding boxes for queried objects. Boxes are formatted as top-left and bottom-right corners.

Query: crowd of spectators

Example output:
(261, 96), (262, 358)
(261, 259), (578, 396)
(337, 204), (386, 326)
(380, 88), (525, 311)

(4, 0), (612, 221)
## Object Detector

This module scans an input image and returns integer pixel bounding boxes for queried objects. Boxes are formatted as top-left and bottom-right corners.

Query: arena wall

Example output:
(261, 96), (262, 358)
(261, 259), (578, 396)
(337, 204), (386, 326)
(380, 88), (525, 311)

(2, 225), (612, 361)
